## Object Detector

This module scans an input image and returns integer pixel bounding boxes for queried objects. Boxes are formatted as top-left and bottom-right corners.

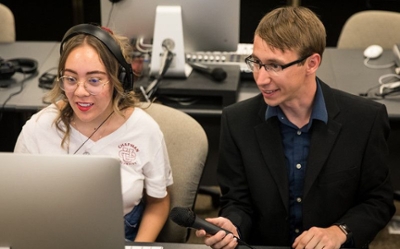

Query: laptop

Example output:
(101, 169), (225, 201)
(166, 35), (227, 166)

(0, 153), (125, 249)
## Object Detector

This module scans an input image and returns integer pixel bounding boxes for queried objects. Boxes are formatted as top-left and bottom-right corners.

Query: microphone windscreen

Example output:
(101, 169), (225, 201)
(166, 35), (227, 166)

(211, 68), (227, 82)
(169, 207), (195, 227)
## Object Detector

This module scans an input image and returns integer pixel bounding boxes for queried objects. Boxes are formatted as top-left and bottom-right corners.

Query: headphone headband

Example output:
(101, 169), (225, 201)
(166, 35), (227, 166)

(60, 24), (134, 91)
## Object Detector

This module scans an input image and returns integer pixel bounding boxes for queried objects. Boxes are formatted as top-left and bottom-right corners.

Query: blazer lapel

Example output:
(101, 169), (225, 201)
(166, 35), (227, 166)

(303, 119), (341, 198)
(255, 117), (289, 212)
(303, 79), (342, 198)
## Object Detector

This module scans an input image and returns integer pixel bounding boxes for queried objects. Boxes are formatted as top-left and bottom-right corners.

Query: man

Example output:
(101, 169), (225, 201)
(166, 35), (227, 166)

(195, 6), (395, 249)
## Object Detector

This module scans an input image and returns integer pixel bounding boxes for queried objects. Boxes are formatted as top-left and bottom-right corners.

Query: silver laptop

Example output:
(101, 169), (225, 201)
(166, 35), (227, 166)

(0, 153), (125, 249)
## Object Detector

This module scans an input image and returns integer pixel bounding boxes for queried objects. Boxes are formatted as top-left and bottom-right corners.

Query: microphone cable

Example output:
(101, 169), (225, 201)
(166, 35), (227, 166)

(236, 238), (258, 249)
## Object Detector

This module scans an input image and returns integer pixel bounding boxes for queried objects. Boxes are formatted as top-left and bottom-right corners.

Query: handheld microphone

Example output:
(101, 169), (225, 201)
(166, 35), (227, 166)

(170, 206), (232, 235)
(188, 62), (227, 82)
(169, 207), (256, 249)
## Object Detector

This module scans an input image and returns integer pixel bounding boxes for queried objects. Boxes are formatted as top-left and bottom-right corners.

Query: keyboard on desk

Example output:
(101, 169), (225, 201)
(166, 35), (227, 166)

(186, 43), (253, 79)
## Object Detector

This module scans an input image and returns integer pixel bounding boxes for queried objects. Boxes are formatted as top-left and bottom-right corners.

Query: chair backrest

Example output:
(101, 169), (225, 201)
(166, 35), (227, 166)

(0, 3), (16, 43)
(337, 10), (400, 49)
(141, 102), (208, 242)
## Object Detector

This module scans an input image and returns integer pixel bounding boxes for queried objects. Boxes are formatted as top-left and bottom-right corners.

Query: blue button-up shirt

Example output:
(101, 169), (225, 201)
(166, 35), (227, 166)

(265, 80), (328, 243)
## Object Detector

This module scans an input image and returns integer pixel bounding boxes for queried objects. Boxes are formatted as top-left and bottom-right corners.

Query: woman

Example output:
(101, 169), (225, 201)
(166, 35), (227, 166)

(14, 24), (173, 242)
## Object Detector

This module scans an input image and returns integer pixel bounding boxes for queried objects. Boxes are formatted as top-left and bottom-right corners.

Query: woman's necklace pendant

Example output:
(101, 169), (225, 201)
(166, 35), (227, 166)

(83, 151), (90, 155)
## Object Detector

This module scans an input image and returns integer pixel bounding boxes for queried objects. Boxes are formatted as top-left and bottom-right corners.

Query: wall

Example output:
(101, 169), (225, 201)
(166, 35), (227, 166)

(2, 0), (399, 46)
(0, 0), (100, 42)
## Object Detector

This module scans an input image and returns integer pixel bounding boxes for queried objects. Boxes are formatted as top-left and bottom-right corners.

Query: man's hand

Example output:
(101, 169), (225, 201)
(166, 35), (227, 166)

(195, 217), (239, 249)
(292, 225), (347, 249)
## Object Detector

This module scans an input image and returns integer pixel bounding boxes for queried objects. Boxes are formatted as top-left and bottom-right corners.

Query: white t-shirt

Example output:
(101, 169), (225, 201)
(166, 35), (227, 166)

(14, 104), (173, 215)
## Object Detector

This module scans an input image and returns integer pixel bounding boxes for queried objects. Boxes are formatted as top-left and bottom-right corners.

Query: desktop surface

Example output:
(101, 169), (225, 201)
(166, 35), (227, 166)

(0, 42), (58, 109)
(136, 64), (241, 110)
(239, 48), (400, 118)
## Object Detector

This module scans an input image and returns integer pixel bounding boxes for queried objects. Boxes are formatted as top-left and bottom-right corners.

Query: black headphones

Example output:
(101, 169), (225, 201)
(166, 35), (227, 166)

(60, 23), (134, 92)
(0, 58), (38, 80)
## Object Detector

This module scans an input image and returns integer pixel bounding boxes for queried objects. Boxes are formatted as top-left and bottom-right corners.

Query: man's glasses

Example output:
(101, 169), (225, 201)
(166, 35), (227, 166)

(58, 76), (109, 96)
(245, 54), (311, 73)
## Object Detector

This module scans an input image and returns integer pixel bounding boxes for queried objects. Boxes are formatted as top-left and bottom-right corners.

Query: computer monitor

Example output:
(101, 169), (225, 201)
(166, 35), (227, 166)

(0, 153), (125, 249)
(100, 0), (240, 78)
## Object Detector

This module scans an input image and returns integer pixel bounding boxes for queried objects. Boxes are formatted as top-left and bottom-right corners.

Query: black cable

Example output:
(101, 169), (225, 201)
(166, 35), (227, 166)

(359, 84), (381, 99)
(106, 2), (115, 27)
(144, 46), (174, 100)
(0, 71), (37, 122)
(237, 239), (257, 249)
(378, 85), (400, 98)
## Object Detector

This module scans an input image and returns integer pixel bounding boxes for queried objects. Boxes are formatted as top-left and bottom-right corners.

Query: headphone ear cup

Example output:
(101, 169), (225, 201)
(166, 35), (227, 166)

(8, 58), (38, 75)
(0, 61), (16, 79)
(118, 66), (126, 85)
(118, 66), (133, 91)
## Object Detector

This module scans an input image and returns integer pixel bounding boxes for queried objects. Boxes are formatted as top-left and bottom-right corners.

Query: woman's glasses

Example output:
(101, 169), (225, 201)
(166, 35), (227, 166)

(58, 76), (109, 96)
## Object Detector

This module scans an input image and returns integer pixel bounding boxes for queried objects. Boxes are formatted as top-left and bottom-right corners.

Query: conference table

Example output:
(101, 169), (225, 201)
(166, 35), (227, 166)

(1, 42), (399, 119)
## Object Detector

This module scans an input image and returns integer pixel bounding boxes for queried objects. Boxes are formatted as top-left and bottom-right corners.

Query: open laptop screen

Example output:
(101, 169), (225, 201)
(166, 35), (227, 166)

(0, 153), (125, 249)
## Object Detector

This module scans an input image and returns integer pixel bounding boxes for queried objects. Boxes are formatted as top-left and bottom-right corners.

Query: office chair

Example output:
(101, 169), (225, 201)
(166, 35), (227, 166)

(337, 10), (400, 49)
(141, 102), (208, 242)
(0, 3), (16, 43)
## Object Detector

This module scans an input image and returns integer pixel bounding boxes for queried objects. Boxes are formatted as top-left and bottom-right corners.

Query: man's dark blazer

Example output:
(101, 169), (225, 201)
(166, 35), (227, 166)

(217, 79), (395, 248)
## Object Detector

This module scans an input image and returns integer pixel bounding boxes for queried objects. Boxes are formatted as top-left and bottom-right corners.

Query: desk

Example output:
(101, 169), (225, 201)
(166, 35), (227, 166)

(1, 43), (399, 116)
(127, 242), (288, 249)
(125, 242), (358, 249)
(17, 43), (60, 110)
(239, 48), (400, 118)
(0, 41), (59, 110)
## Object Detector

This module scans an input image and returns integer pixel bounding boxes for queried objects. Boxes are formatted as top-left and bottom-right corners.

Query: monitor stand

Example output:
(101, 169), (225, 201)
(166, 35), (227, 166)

(150, 6), (192, 78)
